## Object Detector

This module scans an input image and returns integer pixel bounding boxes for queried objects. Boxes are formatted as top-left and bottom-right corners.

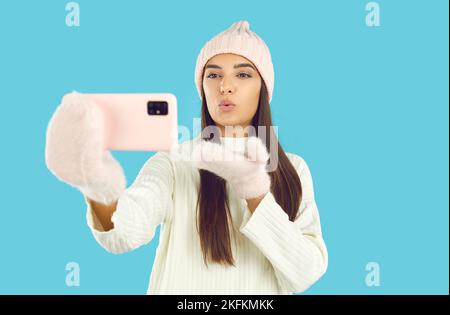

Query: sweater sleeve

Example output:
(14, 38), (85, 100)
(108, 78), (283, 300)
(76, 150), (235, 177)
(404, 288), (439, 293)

(85, 151), (174, 254)
(239, 154), (328, 293)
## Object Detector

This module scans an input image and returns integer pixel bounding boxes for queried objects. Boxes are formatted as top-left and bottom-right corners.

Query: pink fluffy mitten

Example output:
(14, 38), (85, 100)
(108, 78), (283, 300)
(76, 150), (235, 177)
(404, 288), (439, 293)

(45, 91), (126, 205)
(191, 136), (271, 199)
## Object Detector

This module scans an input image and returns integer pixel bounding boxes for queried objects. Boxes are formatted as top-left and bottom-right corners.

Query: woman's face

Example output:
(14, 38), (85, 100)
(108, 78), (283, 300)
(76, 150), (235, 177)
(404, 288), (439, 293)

(202, 53), (262, 137)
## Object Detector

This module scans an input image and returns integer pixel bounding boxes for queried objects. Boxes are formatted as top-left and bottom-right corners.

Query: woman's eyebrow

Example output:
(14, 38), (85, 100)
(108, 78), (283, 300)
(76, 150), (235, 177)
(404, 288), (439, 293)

(205, 63), (255, 70)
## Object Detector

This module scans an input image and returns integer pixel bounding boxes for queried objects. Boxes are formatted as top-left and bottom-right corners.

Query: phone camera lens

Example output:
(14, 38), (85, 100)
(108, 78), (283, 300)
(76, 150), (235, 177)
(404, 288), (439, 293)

(147, 101), (168, 116)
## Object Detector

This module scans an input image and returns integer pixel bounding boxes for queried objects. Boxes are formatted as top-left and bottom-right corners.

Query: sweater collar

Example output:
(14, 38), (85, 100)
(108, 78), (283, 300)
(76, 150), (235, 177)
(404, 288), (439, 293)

(193, 133), (248, 152)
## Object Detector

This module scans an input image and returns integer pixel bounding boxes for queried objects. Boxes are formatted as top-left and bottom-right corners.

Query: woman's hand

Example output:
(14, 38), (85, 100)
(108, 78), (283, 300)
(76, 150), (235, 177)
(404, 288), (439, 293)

(191, 136), (271, 200)
(45, 91), (126, 205)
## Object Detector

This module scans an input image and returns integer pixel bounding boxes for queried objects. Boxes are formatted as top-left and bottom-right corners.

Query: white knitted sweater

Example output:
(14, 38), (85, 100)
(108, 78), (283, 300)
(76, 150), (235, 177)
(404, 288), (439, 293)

(85, 135), (328, 295)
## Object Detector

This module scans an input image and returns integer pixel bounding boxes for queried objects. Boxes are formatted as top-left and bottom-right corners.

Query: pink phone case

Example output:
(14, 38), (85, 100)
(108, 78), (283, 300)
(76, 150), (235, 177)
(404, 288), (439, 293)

(86, 93), (178, 152)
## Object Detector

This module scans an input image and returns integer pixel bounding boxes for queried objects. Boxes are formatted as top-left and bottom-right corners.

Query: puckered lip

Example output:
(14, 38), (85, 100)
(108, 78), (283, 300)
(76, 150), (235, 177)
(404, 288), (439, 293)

(219, 99), (235, 107)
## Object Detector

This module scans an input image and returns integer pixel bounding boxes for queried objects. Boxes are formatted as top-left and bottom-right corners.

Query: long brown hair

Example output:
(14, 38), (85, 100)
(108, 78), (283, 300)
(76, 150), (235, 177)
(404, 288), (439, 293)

(196, 79), (303, 268)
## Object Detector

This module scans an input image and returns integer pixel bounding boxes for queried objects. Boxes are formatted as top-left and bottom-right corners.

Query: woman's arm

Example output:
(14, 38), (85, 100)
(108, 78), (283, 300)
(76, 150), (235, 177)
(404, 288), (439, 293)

(85, 151), (175, 254)
(86, 198), (118, 231)
(239, 154), (328, 293)
(246, 194), (266, 213)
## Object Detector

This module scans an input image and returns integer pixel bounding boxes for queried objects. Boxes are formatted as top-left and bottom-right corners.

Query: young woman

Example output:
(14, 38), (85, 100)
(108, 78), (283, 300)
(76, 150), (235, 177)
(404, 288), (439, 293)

(45, 21), (328, 295)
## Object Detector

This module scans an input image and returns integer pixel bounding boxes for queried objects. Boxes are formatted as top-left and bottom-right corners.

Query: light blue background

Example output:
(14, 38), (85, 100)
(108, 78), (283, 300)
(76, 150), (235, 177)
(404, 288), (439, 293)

(0, 0), (448, 294)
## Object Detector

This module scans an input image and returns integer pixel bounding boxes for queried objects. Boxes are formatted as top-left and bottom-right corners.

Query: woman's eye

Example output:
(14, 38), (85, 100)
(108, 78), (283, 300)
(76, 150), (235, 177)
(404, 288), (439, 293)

(206, 73), (252, 79)
(238, 73), (251, 78)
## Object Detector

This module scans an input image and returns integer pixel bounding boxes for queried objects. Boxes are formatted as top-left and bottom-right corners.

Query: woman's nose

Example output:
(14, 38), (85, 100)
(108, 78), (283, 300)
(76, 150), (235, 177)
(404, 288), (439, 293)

(220, 79), (234, 94)
(220, 87), (233, 94)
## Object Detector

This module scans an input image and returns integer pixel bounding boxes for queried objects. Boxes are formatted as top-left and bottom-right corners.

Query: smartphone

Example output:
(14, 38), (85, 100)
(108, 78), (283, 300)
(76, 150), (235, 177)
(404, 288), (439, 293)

(85, 93), (178, 152)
